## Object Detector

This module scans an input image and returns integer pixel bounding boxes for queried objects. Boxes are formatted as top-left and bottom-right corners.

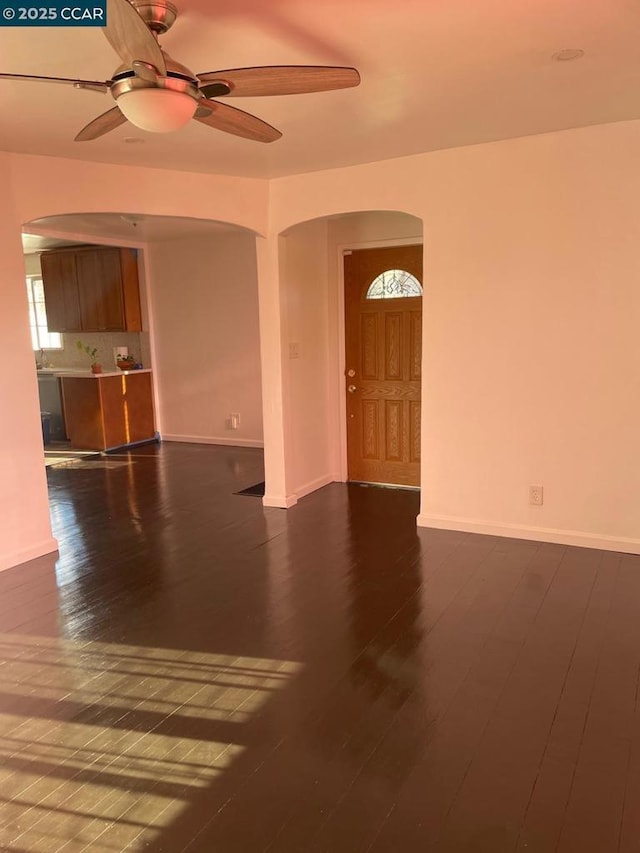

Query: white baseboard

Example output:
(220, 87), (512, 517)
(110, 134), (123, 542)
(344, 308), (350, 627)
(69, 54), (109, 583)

(263, 494), (298, 509)
(0, 537), (59, 572)
(263, 474), (337, 509)
(295, 474), (336, 500)
(417, 513), (640, 555)
(162, 434), (264, 449)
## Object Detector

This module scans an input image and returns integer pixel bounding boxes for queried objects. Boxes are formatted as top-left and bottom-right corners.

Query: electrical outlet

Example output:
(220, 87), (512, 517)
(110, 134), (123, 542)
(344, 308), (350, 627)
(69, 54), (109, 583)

(529, 484), (544, 506)
(228, 413), (240, 430)
(289, 342), (300, 359)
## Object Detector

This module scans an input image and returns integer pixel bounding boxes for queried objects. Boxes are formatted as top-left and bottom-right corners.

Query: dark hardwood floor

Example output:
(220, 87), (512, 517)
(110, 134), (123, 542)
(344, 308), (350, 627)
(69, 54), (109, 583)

(1, 442), (639, 852)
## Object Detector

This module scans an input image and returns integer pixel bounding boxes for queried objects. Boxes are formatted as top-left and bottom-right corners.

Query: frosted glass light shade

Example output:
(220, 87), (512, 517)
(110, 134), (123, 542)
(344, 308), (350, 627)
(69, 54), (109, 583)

(118, 88), (196, 132)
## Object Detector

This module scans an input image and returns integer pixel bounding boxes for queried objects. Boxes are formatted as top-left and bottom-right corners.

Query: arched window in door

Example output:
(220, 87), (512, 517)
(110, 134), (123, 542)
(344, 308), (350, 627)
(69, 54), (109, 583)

(365, 269), (423, 300)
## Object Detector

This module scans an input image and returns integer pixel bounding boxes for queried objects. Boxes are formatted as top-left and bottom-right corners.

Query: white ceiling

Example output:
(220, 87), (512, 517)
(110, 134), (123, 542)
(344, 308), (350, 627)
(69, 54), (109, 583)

(2, 0), (640, 179)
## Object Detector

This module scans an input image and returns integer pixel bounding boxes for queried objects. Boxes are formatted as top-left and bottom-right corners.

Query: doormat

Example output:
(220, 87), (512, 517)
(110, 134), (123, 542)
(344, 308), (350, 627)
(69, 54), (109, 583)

(235, 482), (265, 497)
(45, 451), (99, 467)
(54, 459), (133, 470)
(45, 456), (78, 467)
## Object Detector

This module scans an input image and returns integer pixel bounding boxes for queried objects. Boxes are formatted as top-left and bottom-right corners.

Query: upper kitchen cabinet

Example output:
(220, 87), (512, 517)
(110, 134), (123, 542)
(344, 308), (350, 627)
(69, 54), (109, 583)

(39, 251), (82, 332)
(41, 246), (142, 333)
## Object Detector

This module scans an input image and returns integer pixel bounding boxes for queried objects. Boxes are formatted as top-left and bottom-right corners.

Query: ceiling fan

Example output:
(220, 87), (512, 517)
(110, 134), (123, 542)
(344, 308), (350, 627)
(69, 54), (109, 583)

(0, 0), (360, 143)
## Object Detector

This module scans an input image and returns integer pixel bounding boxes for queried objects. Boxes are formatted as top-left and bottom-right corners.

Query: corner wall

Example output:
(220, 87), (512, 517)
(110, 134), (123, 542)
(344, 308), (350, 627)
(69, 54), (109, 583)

(279, 219), (333, 498)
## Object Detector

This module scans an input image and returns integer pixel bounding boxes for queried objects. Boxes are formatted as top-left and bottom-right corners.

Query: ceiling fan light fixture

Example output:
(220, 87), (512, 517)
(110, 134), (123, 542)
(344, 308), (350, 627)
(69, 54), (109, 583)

(117, 88), (196, 132)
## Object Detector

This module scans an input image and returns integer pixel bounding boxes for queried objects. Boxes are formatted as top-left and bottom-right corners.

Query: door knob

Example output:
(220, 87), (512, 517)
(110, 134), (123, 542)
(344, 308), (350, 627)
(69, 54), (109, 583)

(347, 384), (358, 393)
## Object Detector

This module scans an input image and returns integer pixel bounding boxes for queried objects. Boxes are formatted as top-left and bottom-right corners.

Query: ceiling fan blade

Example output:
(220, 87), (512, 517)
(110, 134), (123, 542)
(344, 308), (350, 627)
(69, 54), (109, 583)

(103, 0), (166, 76)
(75, 106), (127, 141)
(197, 66), (360, 98)
(0, 72), (108, 93)
(194, 100), (281, 143)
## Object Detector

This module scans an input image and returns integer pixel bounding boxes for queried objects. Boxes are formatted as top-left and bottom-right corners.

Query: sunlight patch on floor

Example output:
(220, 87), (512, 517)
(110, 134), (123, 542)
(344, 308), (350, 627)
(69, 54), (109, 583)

(0, 634), (302, 852)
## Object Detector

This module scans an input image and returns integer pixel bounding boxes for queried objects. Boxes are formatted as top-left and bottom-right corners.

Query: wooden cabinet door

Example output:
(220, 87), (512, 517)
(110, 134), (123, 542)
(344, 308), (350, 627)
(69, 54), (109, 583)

(43, 246), (140, 333)
(40, 252), (81, 332)
(119, 249), (142, 332)
(97, 248), (127, 330)
(76, 248), (125, 331)
(75, 250), (101, 331)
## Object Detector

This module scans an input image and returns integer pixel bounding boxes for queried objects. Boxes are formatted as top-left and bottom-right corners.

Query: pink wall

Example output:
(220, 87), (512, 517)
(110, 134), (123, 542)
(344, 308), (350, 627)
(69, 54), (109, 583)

(415, 125), (640, 549)
(255, 234), (293, 507)
(269, 121), (640, 552)
(146, 232), (264, 446)
(279, 219), (333, 498)
(0, 155), (57, 570)
(10, 153), (268, 235)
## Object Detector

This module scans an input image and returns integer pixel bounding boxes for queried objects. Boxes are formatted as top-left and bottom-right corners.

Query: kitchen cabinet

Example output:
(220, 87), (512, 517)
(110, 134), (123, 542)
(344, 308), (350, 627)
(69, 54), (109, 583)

(39, 252), (82, 332)
(41, 246), (142, 333)
(60, 370), (155, 450)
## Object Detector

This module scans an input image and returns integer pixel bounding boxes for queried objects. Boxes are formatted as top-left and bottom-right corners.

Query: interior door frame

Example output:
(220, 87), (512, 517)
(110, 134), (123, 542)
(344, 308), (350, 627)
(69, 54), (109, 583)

(335, 236), (424, 483)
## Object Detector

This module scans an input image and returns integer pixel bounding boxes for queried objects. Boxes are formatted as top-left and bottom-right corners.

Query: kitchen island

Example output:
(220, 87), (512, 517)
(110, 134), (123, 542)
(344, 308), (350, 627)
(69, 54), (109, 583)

(60, 369), (155, 451)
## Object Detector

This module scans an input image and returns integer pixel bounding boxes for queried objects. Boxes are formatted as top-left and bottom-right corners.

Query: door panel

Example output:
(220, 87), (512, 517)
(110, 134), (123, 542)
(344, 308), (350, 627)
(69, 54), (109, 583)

(410, 311), (422, 381)
(345, 245), (423, 487)
(385, 313), (402, 379)
(362, 400), (379, 459)
(385, 400), (403, 461)
(409, 401), (421, 464)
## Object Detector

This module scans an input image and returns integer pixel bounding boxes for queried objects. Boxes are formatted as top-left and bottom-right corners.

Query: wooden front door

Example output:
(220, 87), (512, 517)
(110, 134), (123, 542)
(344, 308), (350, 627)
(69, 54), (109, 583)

(345, 245), (423, 487)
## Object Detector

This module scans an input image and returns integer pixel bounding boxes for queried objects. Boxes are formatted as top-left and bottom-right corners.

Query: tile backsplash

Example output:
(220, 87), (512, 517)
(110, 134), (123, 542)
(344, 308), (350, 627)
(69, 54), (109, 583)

(40, 331), (152, 371)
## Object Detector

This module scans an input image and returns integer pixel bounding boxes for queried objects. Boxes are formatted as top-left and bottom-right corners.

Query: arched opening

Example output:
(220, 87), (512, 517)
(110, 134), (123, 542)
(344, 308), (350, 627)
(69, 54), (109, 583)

(23, 211), (264, 476)
(272, 210), (424, 502)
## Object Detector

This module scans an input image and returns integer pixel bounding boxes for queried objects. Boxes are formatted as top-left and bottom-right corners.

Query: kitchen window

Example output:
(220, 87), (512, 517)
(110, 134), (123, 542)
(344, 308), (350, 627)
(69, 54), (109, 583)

(26, 277), (62, 350)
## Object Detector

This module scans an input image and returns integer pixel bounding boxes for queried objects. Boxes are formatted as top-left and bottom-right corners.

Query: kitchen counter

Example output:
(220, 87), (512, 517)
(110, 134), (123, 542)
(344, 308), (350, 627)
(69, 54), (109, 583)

(39, 368), (152, 378)
(60, 371), (156, 451)
(37, 367), (88, 376)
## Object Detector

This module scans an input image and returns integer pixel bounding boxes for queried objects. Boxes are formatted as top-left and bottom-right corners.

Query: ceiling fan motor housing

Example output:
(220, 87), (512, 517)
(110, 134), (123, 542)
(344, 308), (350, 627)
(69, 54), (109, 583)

(111, 47), (200, 104)
(111, 72), (199, 99)
(128, 0), (177, 34)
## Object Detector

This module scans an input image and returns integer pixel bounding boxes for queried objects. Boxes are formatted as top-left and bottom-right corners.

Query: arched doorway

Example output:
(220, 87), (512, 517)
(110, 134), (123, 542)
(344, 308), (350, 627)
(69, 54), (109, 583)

(271, 210), (423, 503)
(22, 211), (264, 464)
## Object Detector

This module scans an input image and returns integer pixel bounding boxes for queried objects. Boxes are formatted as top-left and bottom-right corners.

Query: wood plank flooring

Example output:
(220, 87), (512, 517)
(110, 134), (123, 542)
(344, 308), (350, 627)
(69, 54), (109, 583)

(0, 442), (638, 852)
